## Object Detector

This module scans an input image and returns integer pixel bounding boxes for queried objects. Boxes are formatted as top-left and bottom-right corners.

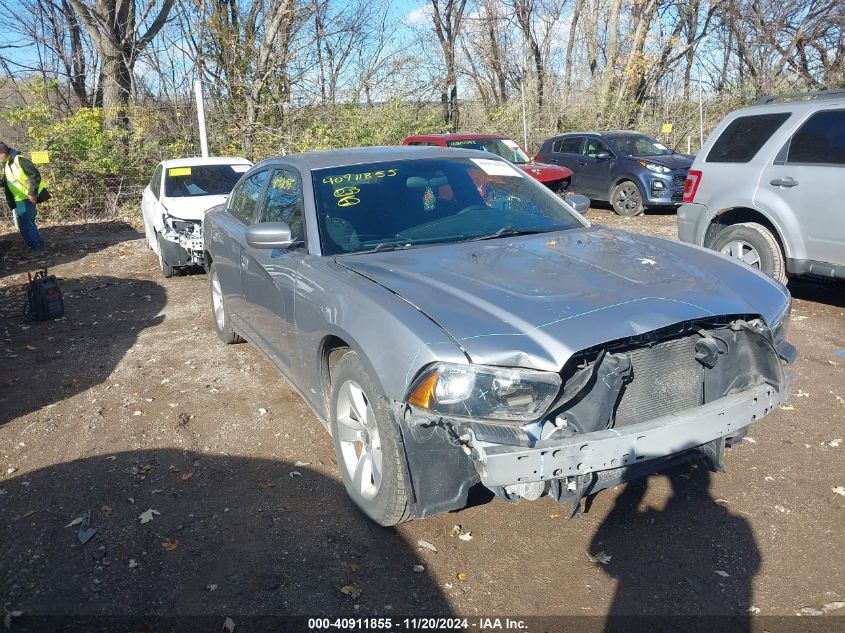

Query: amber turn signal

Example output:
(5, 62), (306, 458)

(407, 371), (438, 408)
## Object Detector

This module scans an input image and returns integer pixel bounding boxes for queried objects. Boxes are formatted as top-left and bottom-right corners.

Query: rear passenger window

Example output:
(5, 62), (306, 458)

(786, 110), (845, 165)
(553, 137), (583, 154)
(706, 113), (791, 163)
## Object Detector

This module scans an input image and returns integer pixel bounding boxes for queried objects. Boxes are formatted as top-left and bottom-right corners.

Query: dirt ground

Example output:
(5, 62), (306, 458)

(0, 208), (843, 627)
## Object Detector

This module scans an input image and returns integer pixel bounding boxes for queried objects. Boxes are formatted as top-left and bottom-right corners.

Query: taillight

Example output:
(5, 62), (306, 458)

(683, 170), (702, 203)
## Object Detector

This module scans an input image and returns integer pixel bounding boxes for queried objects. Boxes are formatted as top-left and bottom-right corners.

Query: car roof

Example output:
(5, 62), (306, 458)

(408, 133), (507, 141)
(555, 130), (643, 138)
(254, 146), (502, 170)
(161, 156), (252, 168)
(729, 96), (845, 118)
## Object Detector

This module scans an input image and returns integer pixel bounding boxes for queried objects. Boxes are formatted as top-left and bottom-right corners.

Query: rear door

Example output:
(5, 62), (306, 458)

(213, 169), (269, 329)
(758, 108), (845, 266)
(548, 136), (584, 186)
(578, 137), (616, 198)
(241, 166), (308, 374)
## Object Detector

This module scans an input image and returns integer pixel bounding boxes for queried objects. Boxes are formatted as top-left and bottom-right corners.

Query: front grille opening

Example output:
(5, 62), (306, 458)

(613, 334), (703, 428)
(554, 316), (757, 433)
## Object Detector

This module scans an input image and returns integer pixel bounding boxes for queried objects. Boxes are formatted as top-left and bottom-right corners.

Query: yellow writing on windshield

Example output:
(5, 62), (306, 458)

(322, 168), (397, 185)
(334, 186), (360, 207)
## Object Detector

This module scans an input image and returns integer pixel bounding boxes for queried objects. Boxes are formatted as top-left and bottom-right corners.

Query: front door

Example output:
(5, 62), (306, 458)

(241, 167), (307, 375)
(578, 137), (615, 198)
(756, 108), (845, 266)
(214, 169), (269, 329)
(142, 164), (163, 249)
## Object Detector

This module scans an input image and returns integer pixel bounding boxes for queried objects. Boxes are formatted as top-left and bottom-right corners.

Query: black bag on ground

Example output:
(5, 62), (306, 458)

(24, 269), (64, 321)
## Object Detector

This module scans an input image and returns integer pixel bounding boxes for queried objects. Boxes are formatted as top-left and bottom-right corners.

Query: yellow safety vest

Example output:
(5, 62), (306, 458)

(4, 155), (46, 202)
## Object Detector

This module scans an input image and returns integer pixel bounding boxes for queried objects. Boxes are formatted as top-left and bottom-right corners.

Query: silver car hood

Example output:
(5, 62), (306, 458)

(337, 227), (789, 372)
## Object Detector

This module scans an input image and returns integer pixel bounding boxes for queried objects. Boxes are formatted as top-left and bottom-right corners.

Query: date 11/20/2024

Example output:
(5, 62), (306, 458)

(307, 617), (529, 631)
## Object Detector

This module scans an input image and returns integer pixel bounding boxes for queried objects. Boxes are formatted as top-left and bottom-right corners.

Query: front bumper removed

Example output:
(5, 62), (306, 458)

(471, 379), (790, 490)
(159, 222), (204, 268)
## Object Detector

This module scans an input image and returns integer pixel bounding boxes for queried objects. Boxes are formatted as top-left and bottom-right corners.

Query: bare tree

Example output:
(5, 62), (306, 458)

(430, 0), (469, 130)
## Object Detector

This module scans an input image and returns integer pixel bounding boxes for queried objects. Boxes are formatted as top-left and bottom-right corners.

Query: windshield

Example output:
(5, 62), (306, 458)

(314, 157), (583, 255)
(444, 138), (532, 164)
(605, 134), (673, 157)
(164, 164), (250, 198)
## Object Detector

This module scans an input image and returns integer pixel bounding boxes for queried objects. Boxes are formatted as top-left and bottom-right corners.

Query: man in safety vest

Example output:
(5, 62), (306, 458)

(0, 142), (46, 250)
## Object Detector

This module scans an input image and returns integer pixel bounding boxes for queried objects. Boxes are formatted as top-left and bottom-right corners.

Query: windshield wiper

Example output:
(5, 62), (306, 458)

(350, 242), (412, 255)
(467, 226), (550, 242)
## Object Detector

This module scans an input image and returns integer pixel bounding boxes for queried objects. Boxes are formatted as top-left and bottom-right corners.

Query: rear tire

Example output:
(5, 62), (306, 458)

(711, 222), (787, 285)
(330, 350), (411, 526)
(611, 180), (644, 216)
(208, 263), (244, 344)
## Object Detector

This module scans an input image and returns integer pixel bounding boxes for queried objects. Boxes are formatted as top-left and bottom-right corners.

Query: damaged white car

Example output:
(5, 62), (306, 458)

(142, 157), (252, 277)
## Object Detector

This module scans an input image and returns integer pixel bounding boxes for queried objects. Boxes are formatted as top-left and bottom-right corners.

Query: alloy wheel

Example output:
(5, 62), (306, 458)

(211, 271), (225, 331)
(720, 240), (762, 269)
(615, 183), (641, 214)
(335, 379), (382, 500)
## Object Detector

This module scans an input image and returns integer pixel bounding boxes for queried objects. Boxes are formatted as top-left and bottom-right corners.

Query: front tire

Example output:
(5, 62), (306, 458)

(610, 180), (644, 216)
(157, 234), (175, 278)
(711, 222), (787, 284)
(208, 263), (244, 344)
(330, 350), (411, 526)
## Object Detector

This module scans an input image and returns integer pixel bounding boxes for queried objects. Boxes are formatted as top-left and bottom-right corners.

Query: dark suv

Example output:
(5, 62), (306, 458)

(536, 131), (693, 216)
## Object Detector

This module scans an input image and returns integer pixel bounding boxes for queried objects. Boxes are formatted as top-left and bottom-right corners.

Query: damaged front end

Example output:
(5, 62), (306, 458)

(159, 215), (205, 268)
(397, 316), (795, 517)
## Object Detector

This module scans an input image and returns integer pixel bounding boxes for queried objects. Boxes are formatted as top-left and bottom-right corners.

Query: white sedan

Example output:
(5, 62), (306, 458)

(141, 157), (252, 277)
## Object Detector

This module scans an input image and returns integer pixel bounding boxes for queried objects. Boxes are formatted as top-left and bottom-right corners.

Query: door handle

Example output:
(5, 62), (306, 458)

(770, 177), (798, 188)
(577, 160), (588, 166)
(241, 255), (249, 269)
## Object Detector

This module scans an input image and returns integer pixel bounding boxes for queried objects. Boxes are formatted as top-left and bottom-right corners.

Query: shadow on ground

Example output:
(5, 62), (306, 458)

(590, 463), (760, 629)
(0, 221), (142, 279)
(788, 277), (845, 309)
(0, 275), (165, 425)
(0, 450), (451, 623)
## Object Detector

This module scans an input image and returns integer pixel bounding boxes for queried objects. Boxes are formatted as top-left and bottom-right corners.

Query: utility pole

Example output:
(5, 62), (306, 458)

(194, 79), (209, 158)
(520, 78), (529, 151)
(698, 78), (704, 149)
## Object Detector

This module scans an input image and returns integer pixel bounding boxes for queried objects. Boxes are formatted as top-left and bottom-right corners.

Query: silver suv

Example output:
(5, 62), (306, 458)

(678, 90), (845, 284)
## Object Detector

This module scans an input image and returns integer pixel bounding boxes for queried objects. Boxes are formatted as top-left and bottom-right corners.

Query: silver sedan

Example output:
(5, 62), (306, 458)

(203, 146), (795, 525)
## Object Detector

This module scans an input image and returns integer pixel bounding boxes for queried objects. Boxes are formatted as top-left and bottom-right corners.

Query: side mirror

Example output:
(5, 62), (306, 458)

(246, 222), (293, 249)
(595, 152), (612, 161)
(567, 194), (590, 215)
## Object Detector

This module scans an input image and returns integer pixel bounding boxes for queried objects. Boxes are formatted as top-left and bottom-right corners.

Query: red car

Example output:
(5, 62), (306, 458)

(402, 133), (573, 194)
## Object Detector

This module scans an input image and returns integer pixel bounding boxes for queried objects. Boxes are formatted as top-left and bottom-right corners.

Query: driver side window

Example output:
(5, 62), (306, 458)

(150, 165), (163, 199)
(259, 168), (304, 241)
(583, 138), (611, 158)
(228, 171), (269, 224)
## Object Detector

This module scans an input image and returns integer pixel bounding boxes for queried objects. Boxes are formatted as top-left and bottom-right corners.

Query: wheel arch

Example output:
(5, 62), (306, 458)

(705, 207), (790, 258)
(608, 175), (646, 201)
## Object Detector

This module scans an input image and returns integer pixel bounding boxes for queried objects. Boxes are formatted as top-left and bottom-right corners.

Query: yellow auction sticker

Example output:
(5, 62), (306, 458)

(168, 167), (192, 177)
(30, 151), (49, 164)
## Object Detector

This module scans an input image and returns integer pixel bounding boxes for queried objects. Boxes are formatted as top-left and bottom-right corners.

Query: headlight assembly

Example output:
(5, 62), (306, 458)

(639, 161), (670, 174)
(163, 214), (201, 237)
(406, 362), (561, 423)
